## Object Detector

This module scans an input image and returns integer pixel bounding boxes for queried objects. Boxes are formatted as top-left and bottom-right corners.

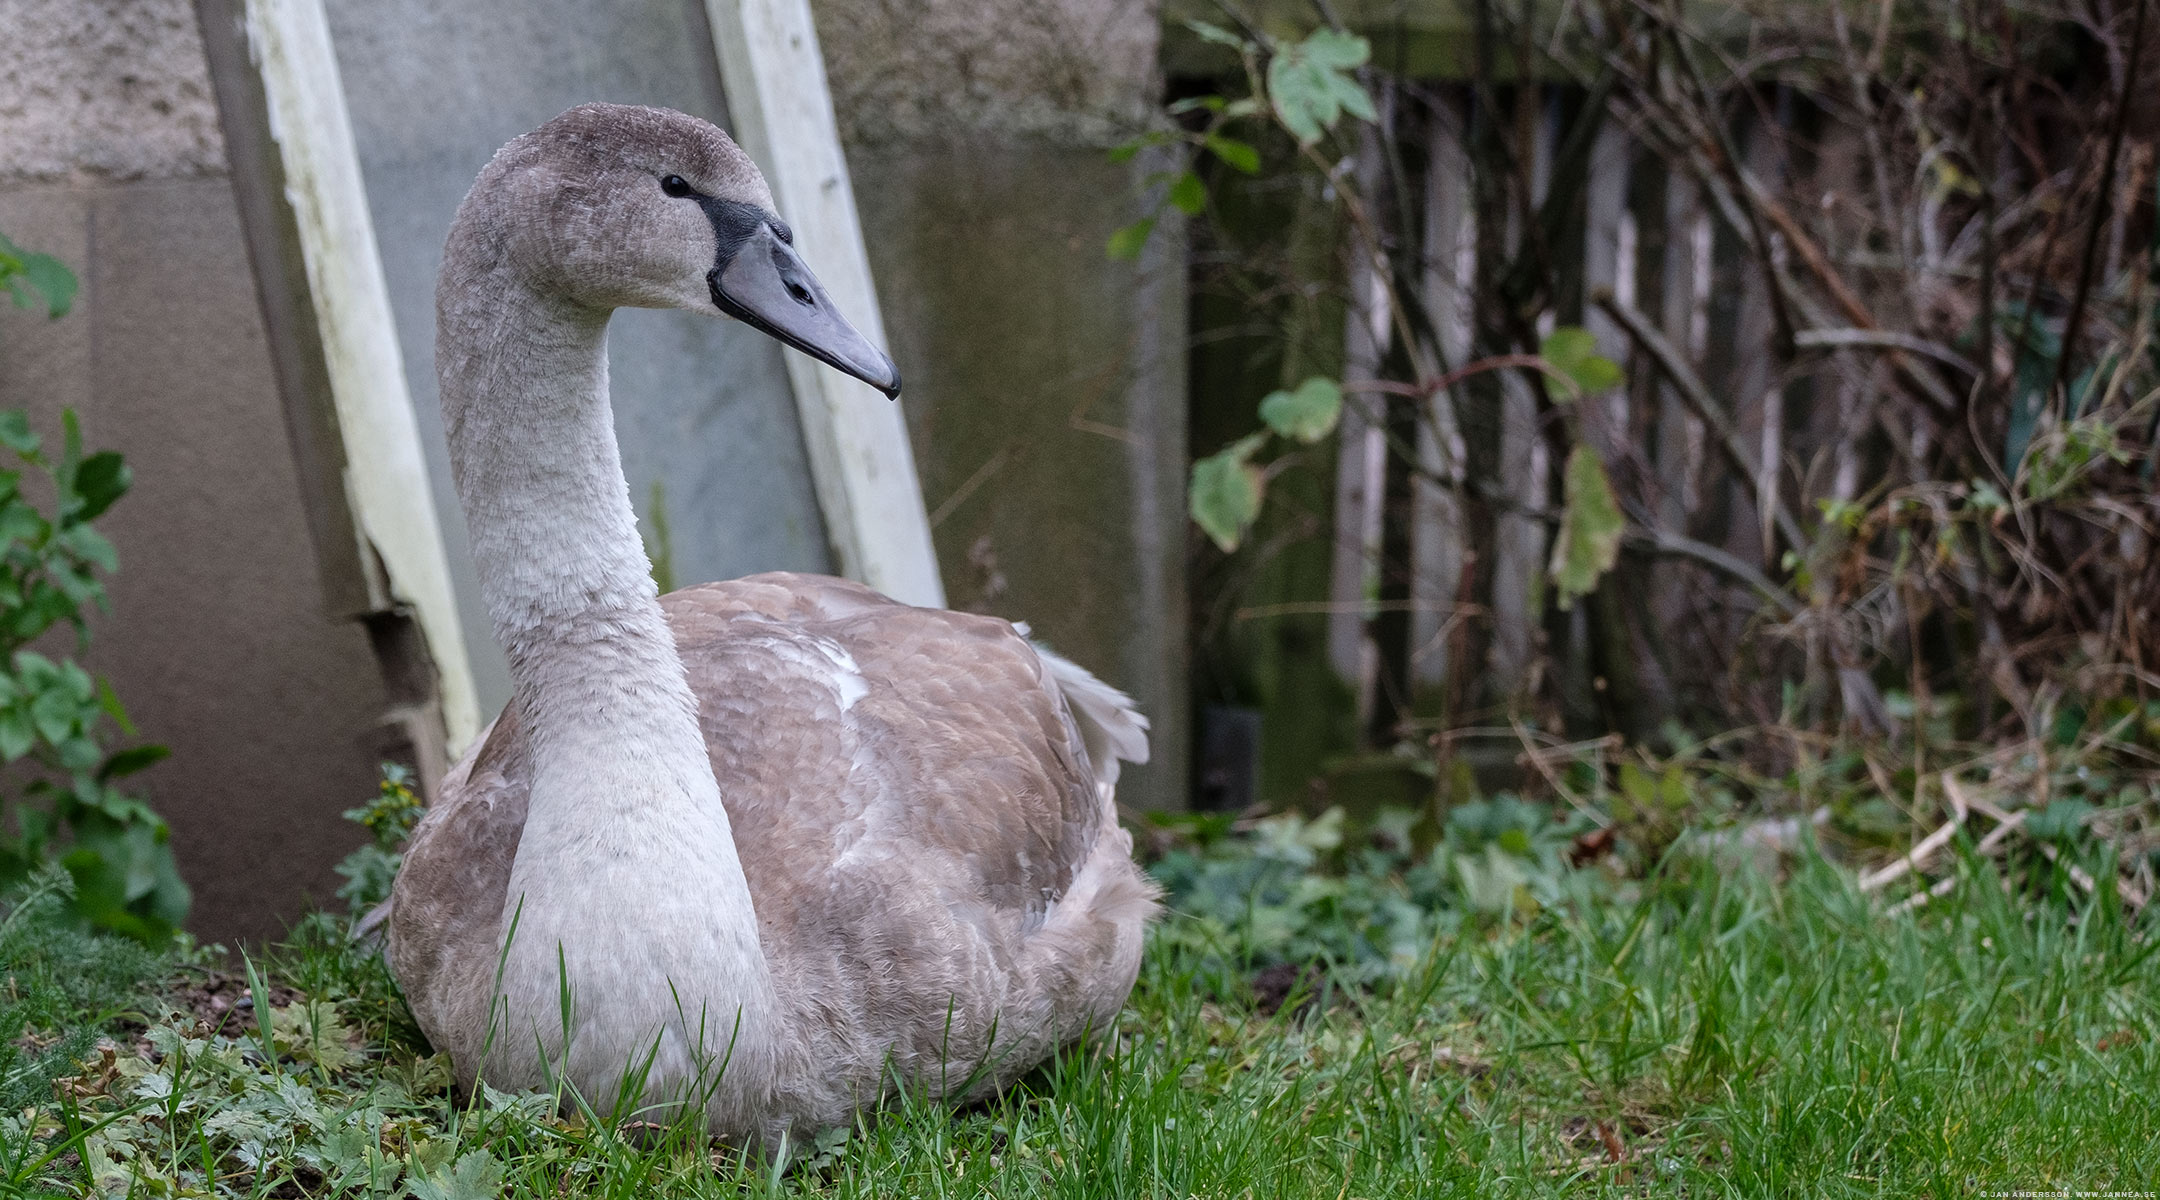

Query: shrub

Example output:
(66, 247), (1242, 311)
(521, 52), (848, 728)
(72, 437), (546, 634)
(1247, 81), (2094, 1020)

(0, 240), (186, 941)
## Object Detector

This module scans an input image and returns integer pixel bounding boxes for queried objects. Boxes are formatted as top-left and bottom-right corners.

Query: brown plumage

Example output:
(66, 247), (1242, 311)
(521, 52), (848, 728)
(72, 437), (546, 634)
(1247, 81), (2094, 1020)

(384, 105), (1155, 1150)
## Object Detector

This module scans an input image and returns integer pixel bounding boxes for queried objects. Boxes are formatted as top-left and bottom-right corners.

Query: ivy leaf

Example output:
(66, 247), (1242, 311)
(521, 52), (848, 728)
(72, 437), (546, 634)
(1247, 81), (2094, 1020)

(2025, 798), (2094, 844)
(1547, 445), (1625, 610)
(1204, 133), (1262, 175)
(1539, 326), (1624, 399)
(1190, 433), (1268, 553)
(1258, 376), (1343, 443)
(1168, 171), (1208, 216)
(1106, 216), (1156, 261)
(1268, 29), (1375, 145)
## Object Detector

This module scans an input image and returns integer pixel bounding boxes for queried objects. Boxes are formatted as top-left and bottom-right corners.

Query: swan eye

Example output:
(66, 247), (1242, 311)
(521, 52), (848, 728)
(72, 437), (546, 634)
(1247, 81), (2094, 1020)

(660, 175), (695, 198)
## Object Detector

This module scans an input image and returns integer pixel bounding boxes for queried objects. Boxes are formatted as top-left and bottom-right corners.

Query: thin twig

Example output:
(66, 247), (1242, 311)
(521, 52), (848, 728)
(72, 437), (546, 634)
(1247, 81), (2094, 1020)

(2047, 0), (2149, 407)
(1859, 791), (1968, 893)
(1345, 354), (1586, 403)
(1661, 17), (1798, 358)
(1888, 875), (1960, 915)
(1794, 329), (1982, 378)
(1592, 289), (1809, 552)
(1622, 524), (1805, 618)
(1945, 775), (2150, 912)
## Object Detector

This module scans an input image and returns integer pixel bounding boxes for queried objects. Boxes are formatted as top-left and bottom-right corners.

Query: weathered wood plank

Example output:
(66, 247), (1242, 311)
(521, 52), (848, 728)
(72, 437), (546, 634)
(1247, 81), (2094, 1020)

(704, 0), (946, 608)
(203, 0), (483, 754)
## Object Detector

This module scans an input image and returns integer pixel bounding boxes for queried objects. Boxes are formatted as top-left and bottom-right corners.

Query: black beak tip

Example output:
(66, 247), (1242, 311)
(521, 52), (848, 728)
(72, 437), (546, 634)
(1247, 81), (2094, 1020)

(879, 369), (902, 401)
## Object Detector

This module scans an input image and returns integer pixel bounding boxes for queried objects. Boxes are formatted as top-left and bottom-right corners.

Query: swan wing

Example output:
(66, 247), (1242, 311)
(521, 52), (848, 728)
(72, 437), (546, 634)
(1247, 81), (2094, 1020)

(390, 571), (1153, 1100)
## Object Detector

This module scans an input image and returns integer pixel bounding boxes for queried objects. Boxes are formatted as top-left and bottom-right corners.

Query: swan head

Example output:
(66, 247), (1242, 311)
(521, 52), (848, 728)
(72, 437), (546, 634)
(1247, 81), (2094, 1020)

(474, 102), (900, 398)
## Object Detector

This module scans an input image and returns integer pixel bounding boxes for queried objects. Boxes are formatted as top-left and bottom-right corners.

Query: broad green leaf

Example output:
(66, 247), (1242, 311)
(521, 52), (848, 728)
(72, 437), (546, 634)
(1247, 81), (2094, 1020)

(1539, 326), (1624, 398)
(1267, 29), (1374, 145)
(1301, 27), (1372, 68)
(31, 686), (82, 745)
(12, 650), (59, 688)
(0, 412), (39, 456)
(1168, 171), (1208, 216)
(64, 817), (184, 942)
(0, 707), (33, 761)
(62, 657), (96, 702)
(1190, 433), (1268, 552)
(73, 451), (130, 521)
(1258, 376), (1343, 443)
(17, 252), (77, 319)
(99, 744), (170, 781)
(1205, 133), (1262, 175)
(11, 581), (72, 642)
(1106, 216), (1156, 261)
(0, 497), (46, 546)
(52, 564), (104, 610)
(0, 236), (77, 319)
(57, 735), (100, 771)
(1547, 444), (1625, 610)
(59, 524), (118, 572)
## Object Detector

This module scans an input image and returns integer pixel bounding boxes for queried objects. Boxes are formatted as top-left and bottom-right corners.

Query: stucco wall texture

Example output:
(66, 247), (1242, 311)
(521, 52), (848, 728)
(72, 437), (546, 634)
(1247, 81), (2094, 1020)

(810, 0), (1158, 146)
(0, 0), (225, 181)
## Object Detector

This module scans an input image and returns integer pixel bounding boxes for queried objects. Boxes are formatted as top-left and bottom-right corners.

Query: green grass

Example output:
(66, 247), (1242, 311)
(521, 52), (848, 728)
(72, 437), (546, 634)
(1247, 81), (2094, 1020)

(0, 871), (169, 1116)
(3, 847), (2156, 1196)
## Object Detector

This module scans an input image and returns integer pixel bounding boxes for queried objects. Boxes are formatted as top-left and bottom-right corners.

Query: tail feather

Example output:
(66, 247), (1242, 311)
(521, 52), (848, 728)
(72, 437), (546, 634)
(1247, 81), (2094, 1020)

(1030, 643), (1149, 796)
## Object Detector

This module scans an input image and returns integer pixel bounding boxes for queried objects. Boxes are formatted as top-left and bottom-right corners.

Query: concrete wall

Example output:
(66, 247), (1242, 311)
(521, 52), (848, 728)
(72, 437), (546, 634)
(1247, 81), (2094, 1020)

(0, 0), (398, 940)
(814, 0), (1190, 810)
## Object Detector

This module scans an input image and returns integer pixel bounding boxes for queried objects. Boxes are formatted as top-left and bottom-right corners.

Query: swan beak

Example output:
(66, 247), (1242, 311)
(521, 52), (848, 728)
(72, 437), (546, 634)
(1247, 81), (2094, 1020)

(708, 224), (902, 399)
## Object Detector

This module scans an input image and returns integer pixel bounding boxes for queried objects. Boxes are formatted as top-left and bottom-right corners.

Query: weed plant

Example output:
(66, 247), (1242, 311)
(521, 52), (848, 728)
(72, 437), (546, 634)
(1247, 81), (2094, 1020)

(2, 804), (2154, 1197)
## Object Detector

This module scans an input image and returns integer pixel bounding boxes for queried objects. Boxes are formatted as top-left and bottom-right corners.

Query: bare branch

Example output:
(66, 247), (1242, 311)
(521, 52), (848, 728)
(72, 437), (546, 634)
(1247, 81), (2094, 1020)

(1794, 329), (1983, 378)
(1592, 288), (1810, 553)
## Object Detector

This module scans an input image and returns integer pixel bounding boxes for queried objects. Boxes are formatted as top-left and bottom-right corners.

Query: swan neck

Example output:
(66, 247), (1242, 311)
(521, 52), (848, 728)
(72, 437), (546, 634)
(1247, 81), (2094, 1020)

(435, 244), (784, 1089)
(436, 253), (720, 805)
